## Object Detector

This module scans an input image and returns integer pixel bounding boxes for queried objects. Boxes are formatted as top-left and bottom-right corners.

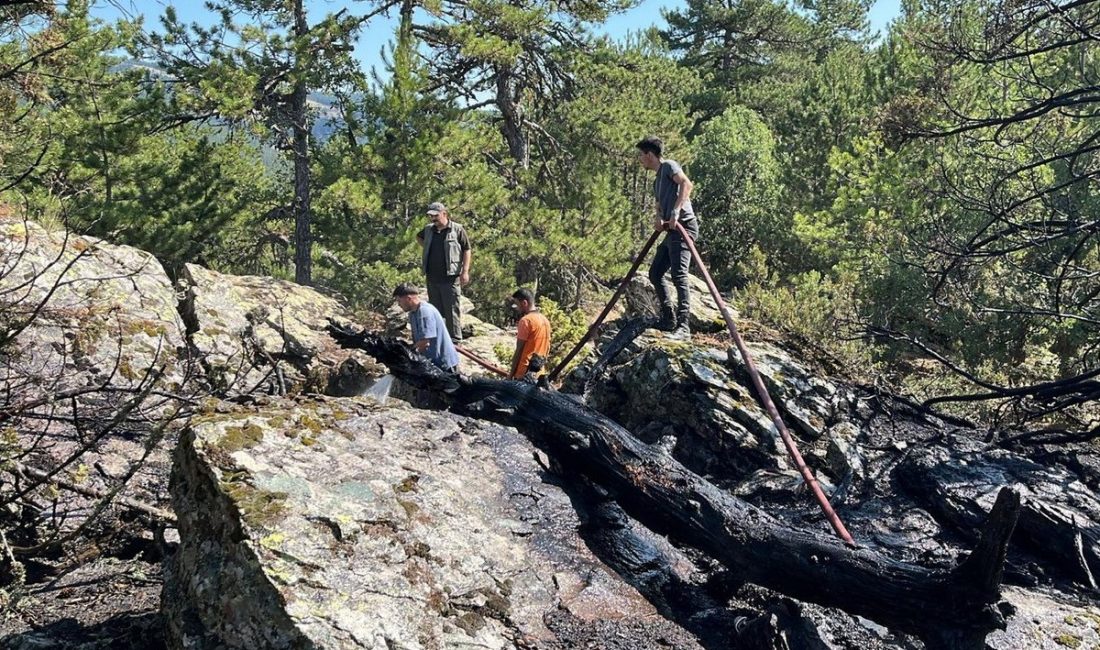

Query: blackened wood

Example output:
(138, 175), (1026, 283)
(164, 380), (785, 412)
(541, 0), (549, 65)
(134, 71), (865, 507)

(329, 326), (1019, 650)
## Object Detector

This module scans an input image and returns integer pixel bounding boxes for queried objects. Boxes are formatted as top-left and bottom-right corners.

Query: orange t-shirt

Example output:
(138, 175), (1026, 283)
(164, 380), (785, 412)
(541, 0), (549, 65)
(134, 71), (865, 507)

(515, 311), (551, 378)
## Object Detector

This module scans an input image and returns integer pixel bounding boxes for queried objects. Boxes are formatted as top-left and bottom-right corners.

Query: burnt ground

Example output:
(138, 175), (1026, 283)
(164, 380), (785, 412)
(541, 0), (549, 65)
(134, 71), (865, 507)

(1, 556), (164, 649)
(4, 330), (1100, 649)
(1, 425), (176, 650)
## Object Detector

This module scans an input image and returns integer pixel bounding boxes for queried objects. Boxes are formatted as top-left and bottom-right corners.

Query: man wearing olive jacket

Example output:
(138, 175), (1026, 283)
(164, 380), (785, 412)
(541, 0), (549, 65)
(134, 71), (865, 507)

(417, 201), (471, 342)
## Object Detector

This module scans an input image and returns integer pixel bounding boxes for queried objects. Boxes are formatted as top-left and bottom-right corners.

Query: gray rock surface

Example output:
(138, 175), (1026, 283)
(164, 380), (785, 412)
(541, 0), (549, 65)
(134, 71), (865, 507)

(0, 216), (190, 547)
(166, 397), (693, 649)
(181, 263), (382, 396)
(581, 329), (848, 484)
(0, 216), (188, 400)
(988, 586), (1100, 650)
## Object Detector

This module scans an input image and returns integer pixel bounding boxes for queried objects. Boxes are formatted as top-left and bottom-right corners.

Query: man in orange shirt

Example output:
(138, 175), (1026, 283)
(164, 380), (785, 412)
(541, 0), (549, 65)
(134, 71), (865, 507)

(508, 288), (551, 383)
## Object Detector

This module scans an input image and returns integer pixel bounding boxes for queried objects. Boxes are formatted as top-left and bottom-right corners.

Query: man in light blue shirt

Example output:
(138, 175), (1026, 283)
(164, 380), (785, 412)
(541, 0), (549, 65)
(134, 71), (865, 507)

(393, 283), (460, 371)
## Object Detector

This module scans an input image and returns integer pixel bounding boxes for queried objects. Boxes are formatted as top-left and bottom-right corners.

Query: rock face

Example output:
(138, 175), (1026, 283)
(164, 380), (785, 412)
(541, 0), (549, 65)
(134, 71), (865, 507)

(166, 397), (695, 649)
(0, 216), (190, 546)
(0, 216), (188, 400)
(580, 329), (850, 486)
(181, 263), (382, 396)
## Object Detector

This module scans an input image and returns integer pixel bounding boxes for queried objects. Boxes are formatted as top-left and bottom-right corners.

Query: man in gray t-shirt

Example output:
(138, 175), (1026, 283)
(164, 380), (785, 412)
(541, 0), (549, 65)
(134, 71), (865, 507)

(637, 135), (698, 339)
(393, 283), (460, 371)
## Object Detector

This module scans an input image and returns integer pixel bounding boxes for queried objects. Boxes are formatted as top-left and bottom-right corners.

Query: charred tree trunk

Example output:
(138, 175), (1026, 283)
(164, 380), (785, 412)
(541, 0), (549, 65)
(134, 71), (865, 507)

(329, 327), (1021, 650)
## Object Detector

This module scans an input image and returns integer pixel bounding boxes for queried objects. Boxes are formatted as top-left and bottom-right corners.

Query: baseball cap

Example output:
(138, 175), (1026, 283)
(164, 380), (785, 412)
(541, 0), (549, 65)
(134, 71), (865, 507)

(426, 201), (446, 215)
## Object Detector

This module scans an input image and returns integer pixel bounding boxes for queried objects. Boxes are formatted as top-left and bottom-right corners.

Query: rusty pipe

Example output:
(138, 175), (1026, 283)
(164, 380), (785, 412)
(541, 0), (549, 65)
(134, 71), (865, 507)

(674, 221), (855, 544)
(547, 229), (663, 382)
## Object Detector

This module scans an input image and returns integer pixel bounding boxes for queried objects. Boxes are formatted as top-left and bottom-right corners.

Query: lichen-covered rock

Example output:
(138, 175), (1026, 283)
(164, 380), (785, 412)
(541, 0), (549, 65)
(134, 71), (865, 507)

(988, 587), (1100, 650)
(0, 216), (188, 399)
(180, 263), (382, 395)
(166, 397), (684, 649)
(580, 329), (852, 486)
(726, 342), (851, 441)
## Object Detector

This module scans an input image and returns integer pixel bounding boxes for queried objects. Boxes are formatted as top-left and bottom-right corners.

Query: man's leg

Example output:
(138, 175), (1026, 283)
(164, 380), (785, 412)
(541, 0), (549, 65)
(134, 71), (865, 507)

(445, 277), (463, 341)
(648, 238), (675, 330)
(426, 280), (442, 310)
(669, 224), (695, 337)
(426, 279), (460, 341)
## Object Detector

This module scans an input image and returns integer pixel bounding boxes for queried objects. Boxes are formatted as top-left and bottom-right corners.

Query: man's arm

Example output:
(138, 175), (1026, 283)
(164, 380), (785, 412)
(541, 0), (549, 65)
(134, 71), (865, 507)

(459, 228), (472, 286)
(668, 170), (694, 224)
(415, 311), (436, 352)
(416, 229), (425, 248)
(460, 249), (471, 286)
(508, 339), (525, 379)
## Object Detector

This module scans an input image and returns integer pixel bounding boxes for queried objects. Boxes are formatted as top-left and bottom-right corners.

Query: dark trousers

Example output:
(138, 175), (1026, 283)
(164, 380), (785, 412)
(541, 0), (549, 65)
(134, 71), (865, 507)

(648, 219), (698, 325)
(427, 277), (462, 341)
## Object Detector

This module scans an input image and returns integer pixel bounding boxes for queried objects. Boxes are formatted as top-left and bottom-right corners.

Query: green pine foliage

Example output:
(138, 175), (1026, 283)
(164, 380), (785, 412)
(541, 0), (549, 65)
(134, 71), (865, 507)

(2, 0), (1097, 428)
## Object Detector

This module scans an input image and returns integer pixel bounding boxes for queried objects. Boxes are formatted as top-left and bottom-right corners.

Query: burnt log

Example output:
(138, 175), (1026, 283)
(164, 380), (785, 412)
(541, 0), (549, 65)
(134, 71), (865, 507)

(329, 326), (1020, 650)
(897, 443), (1100, 591)
(732, 599), (830, 650)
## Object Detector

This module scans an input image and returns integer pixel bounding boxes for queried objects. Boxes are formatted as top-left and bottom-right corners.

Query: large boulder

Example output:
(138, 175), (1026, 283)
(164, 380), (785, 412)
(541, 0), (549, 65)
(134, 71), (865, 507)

(165, 397), (697, 649)
(0, 216), (190, 560)
(180, 263), (382, 396)
(578, 327), (850, 488)
(0, 216), (188, 400)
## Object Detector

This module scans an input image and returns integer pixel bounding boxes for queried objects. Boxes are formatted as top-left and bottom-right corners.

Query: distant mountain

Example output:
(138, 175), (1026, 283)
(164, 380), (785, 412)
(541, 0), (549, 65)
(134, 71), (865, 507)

(113, 59), (347, 143)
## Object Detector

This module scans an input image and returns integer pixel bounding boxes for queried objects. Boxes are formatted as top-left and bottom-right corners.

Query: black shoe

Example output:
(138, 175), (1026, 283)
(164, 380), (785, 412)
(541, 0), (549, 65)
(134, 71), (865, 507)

(669, 323), (691, 340)
(658, 307), (676, 331)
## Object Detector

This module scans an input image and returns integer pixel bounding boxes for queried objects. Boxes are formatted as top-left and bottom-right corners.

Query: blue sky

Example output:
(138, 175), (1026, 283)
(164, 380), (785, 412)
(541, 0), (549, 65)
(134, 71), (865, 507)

(94, 0), (901, 81)
(604, 0), (901, 38)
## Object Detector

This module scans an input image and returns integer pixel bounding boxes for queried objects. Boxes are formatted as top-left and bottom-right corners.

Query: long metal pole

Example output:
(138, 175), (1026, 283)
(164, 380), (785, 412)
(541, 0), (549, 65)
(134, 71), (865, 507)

(455, 345), (509, 377)
(674, 222), (855, 544)
(547, 229), (663, 382)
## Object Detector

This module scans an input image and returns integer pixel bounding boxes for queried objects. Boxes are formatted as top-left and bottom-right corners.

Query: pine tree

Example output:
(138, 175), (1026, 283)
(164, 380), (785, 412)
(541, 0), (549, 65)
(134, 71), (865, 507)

(145, 0), (369, 284)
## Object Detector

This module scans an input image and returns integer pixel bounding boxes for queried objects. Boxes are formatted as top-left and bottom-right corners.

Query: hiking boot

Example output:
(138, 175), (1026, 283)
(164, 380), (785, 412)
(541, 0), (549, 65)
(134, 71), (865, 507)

(669, 322), (691, 340)
(657, 306), (676, 331)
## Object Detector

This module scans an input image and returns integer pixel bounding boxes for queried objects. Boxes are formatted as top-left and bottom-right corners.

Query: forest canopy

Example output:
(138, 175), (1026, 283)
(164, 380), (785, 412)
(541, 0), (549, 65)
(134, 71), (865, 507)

(2, 0), (1097, 435)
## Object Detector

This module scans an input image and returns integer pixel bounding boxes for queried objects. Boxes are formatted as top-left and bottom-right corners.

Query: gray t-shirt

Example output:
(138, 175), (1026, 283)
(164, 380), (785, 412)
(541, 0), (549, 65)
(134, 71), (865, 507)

(654, 160), (695, 222)
(408, 301), (459, 370)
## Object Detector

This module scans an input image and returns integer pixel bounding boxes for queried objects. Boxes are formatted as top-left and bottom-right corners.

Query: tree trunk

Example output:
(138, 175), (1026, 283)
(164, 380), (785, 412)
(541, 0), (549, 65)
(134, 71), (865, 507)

(291, 0), (312, 286)
(495, 67), (528, 168)
(326, 328), (1021, 650)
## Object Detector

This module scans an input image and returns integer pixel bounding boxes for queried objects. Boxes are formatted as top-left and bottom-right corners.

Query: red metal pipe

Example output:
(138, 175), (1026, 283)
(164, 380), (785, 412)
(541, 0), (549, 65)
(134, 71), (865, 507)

(547, 229), (663, 382)
(674, 222), (855, 544)
(455, 345), (509, 378)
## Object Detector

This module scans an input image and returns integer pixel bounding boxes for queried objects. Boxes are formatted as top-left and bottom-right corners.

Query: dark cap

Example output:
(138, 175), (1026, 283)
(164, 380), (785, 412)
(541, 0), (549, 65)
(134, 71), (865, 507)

(392, 282), (420, 297)
(426, 201), (446, 215)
